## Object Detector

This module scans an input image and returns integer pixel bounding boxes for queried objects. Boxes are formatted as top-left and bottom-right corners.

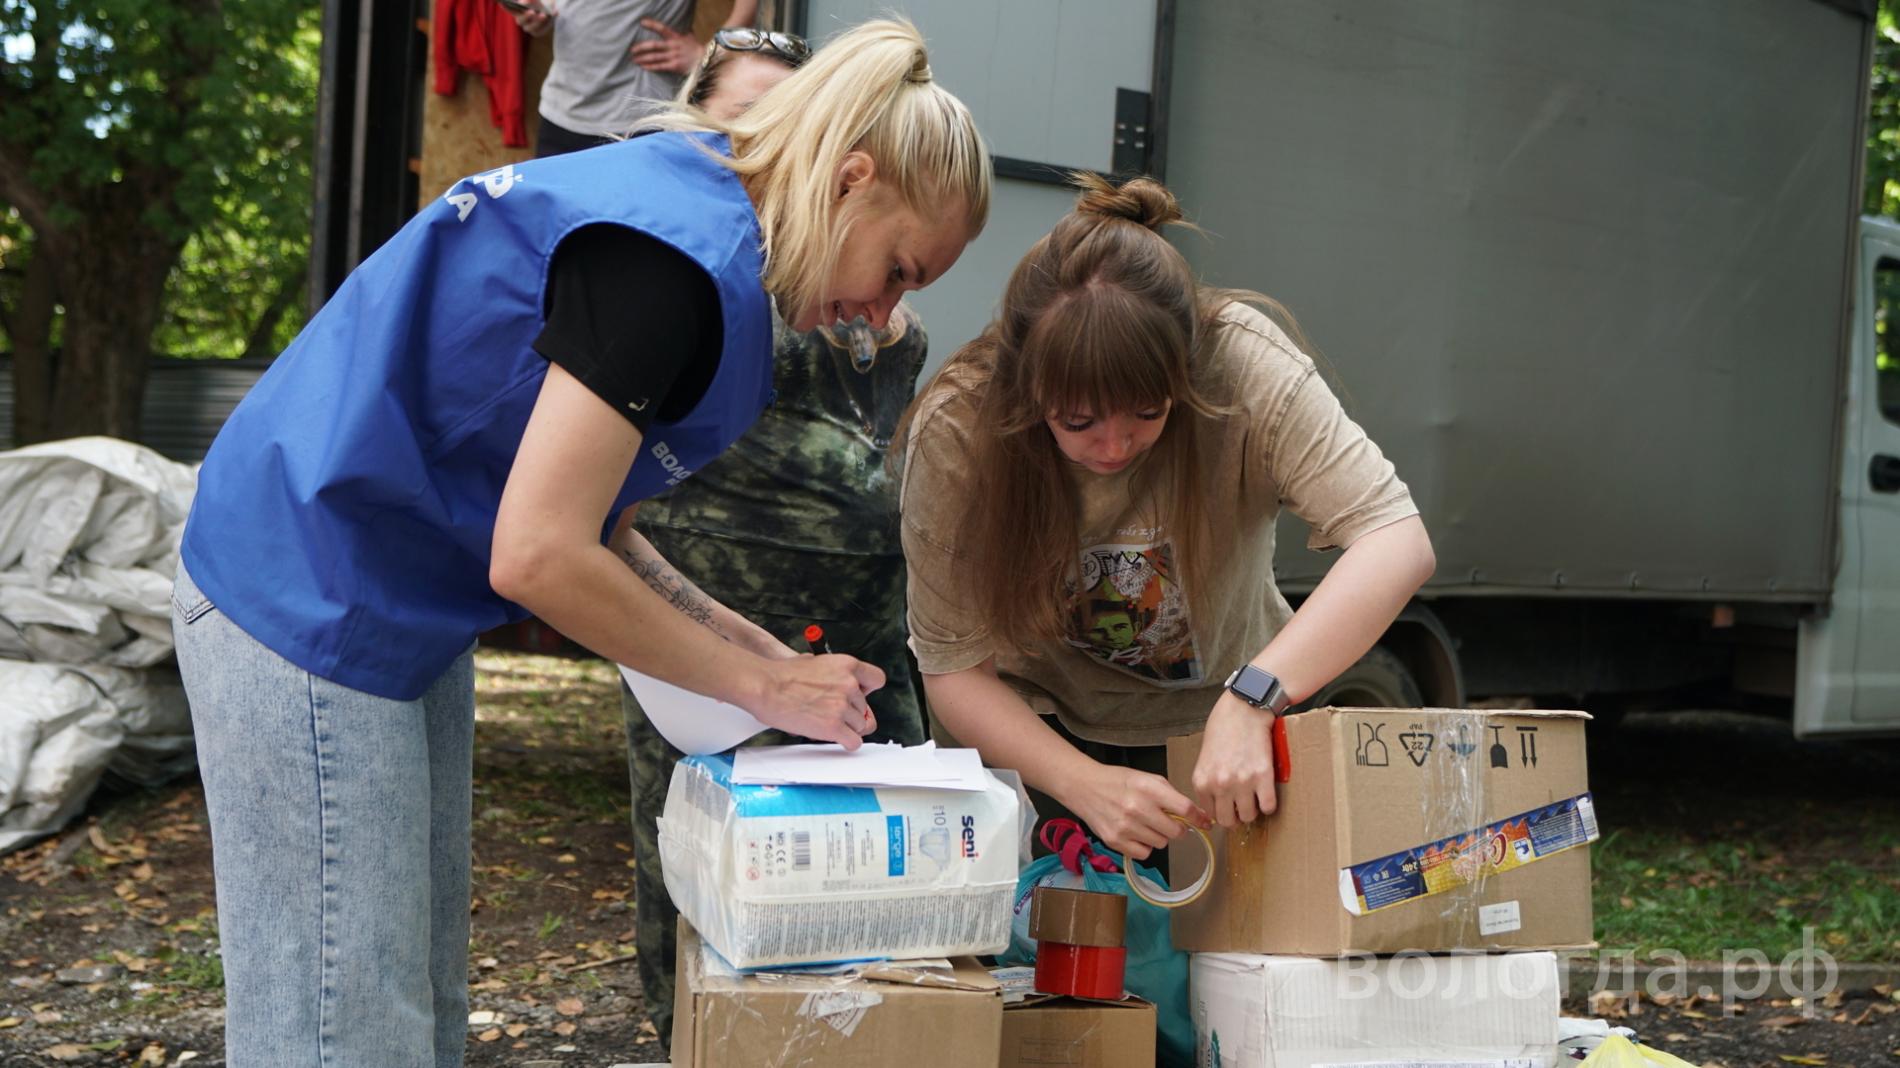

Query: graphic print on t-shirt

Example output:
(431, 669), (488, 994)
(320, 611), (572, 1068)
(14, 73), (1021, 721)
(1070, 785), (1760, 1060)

(1065, 541), (1203, 685)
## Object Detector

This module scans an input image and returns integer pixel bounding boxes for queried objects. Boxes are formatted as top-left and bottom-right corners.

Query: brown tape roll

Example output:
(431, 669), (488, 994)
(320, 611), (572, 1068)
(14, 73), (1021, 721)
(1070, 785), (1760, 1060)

(1028, 885), (1127, 948)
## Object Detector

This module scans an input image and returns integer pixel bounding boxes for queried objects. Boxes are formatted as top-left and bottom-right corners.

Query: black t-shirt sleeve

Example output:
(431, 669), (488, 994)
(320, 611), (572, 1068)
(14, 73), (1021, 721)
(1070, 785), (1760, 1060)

(532, 223), (724, 434)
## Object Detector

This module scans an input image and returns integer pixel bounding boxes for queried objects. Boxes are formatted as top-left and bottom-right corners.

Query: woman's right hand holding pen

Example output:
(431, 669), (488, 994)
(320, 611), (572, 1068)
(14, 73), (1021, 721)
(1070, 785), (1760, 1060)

(749, 654), (884, 750)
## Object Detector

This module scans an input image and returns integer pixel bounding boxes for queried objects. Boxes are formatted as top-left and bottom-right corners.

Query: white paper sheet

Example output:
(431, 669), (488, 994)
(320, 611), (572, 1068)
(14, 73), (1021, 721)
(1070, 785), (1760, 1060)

(731, 741), (992, 791)
(617, 663), (768, 755)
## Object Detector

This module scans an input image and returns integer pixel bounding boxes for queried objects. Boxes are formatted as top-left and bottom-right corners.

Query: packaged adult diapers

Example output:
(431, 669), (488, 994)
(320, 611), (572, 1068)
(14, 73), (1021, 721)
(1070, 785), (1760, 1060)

(658, 751), (1021, 969)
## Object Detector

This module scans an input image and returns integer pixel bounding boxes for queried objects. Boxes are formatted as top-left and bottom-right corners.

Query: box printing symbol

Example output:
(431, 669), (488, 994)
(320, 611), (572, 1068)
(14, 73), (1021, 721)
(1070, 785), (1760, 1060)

(1399, 725), (1435, 766)
(1354, 722), (1390, 766)
(1447, 722), (1478, 757)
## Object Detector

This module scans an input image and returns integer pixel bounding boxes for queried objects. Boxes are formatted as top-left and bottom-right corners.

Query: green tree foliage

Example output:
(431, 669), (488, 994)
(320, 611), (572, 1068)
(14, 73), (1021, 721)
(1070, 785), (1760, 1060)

(0, 0), (319, 442)
(1873, 1), (1900, 374)
(1869, 2), (1900, 219)
(151, 14), (320, 361)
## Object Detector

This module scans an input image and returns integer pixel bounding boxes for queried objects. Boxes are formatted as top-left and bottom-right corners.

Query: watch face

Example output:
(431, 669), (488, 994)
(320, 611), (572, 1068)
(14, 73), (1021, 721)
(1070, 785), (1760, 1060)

(1232, 666), (1273, 703)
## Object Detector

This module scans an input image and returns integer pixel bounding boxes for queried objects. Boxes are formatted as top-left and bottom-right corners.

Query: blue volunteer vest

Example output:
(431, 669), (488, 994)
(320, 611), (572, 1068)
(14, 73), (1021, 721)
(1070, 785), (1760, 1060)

(181, 133), (774, 699)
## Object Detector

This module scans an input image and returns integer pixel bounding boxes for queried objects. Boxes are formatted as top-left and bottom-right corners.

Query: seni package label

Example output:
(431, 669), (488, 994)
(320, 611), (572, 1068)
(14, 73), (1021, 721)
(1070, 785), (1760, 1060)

(658, 752), (1020, 969)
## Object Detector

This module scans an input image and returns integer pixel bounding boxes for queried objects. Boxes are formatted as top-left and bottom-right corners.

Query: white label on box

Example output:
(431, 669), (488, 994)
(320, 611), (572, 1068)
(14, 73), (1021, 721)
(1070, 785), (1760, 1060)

(798, 990), (882, 1038)
(1479, 899), (1523, 936)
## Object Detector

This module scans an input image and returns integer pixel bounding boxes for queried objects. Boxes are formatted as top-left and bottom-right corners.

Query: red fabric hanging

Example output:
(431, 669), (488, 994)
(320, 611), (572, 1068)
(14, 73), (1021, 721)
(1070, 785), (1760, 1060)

(432, 0), (529, 148)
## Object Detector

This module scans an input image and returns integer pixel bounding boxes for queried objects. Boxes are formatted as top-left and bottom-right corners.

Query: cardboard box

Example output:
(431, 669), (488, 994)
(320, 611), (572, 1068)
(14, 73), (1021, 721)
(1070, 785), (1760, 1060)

(992, 967), (1156, 1068)
(1167, 708), (1596, 955)
(658, 751), (1020, 968)
(672, 919), (1003, 1068)
(1190, 950), (1561, 1068)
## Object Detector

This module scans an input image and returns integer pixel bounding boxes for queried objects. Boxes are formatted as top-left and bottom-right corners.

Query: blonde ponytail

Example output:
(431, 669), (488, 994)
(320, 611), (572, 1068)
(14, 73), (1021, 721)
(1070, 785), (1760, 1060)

(641, 18), (991, 321)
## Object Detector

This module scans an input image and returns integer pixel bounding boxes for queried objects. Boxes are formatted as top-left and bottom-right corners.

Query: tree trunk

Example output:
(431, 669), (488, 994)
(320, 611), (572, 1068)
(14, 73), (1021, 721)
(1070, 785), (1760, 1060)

(241, 265), (305, 361)
(4, 249), (59, 445)
(48, 209), (183, 442)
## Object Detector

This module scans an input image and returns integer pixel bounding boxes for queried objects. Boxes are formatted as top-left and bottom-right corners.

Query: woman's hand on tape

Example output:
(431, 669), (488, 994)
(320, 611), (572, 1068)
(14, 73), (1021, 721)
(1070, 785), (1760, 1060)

(753, 654), (884, 749)
(1069, 764), (1210, 863)
(1193, 692), (1279, 829)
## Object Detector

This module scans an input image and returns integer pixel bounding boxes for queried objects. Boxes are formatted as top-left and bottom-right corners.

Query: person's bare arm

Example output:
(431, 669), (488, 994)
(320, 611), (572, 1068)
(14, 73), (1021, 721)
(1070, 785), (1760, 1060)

(491, 365), (881, 746)
(606, 506), (793, 660)
(1191, 514), (1435, 824)
(723, 0), (758, 27)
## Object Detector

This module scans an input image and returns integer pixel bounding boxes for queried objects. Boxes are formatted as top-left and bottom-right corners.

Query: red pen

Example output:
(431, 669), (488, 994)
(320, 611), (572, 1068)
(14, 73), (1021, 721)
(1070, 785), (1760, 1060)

(803, 624), (832, 655)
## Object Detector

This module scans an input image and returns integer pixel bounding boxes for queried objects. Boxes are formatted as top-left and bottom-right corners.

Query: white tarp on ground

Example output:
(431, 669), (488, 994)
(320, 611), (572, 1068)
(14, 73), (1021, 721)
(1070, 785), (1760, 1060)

(0, 437), (199, 854)
(0, 662), (194, 854)
(0, 436), (196, 666)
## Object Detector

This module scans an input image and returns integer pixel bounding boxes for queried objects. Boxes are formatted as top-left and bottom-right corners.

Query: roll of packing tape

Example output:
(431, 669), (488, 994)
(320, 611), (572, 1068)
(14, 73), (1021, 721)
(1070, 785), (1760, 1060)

(1033, 940), (1128, 1001)
(1126, 815), (1216, 909)
(1028, 885), (1127, 947)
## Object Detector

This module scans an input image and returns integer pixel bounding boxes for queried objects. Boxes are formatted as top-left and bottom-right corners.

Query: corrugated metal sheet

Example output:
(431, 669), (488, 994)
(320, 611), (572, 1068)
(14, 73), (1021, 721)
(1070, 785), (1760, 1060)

(0, 357), (269, 462)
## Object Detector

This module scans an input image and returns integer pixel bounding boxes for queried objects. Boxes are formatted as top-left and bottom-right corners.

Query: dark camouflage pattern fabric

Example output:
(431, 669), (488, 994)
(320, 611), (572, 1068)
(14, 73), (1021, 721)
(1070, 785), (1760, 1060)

(623, 304), (930, 1051)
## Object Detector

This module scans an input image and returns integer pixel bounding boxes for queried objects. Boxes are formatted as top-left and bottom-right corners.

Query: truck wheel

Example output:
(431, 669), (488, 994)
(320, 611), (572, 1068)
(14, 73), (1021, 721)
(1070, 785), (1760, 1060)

(1301, 646), (1424, 710)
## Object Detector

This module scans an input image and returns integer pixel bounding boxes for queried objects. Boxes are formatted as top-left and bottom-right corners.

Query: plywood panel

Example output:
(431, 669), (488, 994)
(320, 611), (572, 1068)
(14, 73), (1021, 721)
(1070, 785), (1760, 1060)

(420, 10), (553, 206)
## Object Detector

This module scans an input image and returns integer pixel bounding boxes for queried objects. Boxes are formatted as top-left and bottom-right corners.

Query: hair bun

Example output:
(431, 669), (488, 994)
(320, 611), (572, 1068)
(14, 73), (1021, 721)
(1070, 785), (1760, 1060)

(1072, 174), (1183, 232)
(907, 50), (932, 84)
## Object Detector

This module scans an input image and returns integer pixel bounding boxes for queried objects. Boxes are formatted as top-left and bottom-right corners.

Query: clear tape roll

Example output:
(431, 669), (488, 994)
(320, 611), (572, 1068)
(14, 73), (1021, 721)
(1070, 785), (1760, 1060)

(1126, 815), (1216, 909)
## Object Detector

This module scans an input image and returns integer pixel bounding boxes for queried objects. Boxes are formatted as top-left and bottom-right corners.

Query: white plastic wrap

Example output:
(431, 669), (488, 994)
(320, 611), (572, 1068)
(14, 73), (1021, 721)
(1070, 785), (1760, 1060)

(0, 661), (192, 853)
(0, 437), (200, 854)
(659, 750), (1021, 969)
(0, 436), (195, 666)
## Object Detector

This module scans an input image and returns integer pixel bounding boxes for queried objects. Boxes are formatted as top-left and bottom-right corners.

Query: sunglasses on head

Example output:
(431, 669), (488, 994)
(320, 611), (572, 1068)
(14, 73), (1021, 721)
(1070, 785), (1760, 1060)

(711, 27), (811, 66)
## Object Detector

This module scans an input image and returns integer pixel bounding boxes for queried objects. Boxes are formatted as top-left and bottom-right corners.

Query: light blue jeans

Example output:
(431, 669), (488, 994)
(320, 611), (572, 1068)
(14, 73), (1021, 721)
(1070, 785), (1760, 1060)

(172, 563), (474, 1067)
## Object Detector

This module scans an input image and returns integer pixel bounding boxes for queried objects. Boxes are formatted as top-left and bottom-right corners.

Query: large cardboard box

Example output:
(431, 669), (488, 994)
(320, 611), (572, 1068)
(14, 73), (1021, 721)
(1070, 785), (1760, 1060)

(1190, 950), (1561, 1068)
(671, 919), (1004, 1068)
(1167, 708), (1596, 955)
(1000, 995), (1156, 1068)
(993, 967), (1156, 1068)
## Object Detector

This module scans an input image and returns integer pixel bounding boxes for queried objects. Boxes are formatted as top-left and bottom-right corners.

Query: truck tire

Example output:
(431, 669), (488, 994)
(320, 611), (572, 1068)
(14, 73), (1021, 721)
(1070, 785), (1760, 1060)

(1301, 646), (1424, 710)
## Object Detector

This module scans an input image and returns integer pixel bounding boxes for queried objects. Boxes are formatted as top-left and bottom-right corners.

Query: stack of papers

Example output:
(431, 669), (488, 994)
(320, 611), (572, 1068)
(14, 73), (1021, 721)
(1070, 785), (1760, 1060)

(731, 741), (991, 791)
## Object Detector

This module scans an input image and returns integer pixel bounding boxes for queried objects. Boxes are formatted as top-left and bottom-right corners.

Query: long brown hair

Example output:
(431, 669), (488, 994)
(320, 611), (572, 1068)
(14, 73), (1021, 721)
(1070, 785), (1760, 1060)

(896, 174), (1308, 656)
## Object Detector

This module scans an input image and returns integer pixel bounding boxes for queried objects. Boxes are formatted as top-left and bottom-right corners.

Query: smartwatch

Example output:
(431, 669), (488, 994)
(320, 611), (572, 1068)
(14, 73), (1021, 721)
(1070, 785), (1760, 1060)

(1224, 664), (1292, 716)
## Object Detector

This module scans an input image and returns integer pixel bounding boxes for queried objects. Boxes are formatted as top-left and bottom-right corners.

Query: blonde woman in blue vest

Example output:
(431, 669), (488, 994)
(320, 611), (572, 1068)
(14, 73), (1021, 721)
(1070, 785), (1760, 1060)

(171, 20), (988, 1066)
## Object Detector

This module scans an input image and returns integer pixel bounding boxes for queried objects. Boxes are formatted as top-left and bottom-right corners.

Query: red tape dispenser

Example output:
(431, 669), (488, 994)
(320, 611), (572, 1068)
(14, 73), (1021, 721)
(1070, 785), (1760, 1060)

(1028, 885), (1128, 1000)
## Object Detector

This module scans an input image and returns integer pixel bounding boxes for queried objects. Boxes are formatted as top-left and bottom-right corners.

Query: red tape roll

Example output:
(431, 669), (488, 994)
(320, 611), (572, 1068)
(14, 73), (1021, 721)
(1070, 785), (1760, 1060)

(1032, 941), (1127, 1000)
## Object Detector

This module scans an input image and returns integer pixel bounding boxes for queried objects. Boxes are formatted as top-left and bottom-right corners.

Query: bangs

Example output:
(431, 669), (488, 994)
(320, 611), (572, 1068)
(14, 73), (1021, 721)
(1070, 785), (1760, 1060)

(1016, 284), (1187, 424)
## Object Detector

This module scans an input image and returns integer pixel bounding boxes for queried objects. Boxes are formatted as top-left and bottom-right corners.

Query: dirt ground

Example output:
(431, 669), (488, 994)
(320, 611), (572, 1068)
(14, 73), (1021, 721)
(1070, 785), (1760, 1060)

(1, 655), (1896, 1067)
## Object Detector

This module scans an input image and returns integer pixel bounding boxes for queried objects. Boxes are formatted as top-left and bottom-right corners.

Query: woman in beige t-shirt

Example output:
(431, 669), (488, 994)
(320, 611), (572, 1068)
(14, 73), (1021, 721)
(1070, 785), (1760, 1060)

(897, 176), (1437, 861)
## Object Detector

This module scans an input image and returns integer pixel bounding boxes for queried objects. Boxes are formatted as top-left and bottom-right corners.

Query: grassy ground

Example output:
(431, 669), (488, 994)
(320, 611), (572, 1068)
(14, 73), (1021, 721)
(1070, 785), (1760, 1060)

(3, 656), (1897, 1067)
(1593, 826), (1900, 962)
(1585, 709), (1900, 964)
(0, 650), (658, 1067)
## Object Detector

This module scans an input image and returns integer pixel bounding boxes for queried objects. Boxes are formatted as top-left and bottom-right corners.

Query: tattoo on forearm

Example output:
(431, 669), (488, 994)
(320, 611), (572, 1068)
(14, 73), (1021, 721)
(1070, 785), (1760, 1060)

(620, 545), (728, 638)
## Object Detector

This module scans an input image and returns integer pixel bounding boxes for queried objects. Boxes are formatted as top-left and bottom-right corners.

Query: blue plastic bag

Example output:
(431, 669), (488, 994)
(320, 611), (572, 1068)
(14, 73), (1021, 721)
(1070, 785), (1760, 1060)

(998, 819), (1192, 1066)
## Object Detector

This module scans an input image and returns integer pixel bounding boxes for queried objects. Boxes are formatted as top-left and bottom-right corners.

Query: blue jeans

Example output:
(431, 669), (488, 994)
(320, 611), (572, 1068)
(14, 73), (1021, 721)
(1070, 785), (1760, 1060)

(172, 563), (474, 1067)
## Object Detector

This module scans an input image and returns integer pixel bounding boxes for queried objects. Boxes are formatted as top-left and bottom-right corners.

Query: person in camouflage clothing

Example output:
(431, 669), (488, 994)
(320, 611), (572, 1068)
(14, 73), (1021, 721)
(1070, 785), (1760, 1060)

(622, 303), (930, 1052)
